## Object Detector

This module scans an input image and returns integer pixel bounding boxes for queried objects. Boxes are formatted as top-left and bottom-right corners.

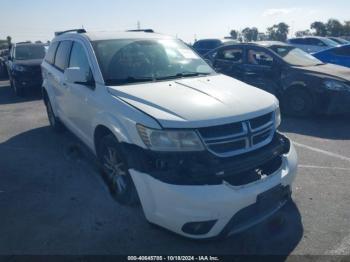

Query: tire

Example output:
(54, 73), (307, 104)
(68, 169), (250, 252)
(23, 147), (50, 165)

(282, 88), (314, 117)
(97, 134), (140, 206)
(45, 98), (63, 132)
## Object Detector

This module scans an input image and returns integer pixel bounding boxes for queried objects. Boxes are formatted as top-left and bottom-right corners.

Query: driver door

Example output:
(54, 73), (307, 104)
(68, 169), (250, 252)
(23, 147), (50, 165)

(213, 46), (245, 81)
(242, 47), (279, 95)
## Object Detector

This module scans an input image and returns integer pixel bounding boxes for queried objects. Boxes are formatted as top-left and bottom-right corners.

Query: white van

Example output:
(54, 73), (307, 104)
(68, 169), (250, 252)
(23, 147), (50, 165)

(41, 29), (298, 239)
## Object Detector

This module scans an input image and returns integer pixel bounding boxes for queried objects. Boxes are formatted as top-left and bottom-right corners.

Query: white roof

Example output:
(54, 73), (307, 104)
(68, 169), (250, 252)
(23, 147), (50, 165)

(55, 31), (175, 42)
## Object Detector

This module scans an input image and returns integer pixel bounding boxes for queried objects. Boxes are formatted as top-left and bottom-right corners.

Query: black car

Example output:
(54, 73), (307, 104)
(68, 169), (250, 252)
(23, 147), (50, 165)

(205, 41), (350, 116)
(0, 49), (9, 78)
(193, 38), (238, 56)
(7, 42), (46, 96)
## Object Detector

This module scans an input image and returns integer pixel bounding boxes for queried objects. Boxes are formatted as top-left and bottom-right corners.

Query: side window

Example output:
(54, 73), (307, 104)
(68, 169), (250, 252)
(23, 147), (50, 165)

(218, 48), (243, 63)
(54, 41), (72, 71)
(312, 39), (326, 47)
(247, 49), (273, 67)
(333, 46), (350, 56)
(69, 42), (93, 81)
(45, 41), (59, 64)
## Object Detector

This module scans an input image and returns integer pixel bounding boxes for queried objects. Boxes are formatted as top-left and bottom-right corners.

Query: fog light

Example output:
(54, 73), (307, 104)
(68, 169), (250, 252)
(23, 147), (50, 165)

(182, 220), (217, 235)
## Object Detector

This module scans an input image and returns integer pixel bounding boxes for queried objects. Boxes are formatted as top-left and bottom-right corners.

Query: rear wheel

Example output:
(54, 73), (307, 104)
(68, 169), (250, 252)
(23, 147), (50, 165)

(97, 134), (140, 206)
(45, 98), (63, 132)
(283, 88), (314, 117)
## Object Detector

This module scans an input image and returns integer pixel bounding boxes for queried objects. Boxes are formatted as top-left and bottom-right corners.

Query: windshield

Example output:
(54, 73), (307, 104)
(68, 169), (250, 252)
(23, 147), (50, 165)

(15, 45), (46, 60)
(322, 38), (340, 47)
(330, 37), (349, 45)
(270, 45), (323, 66)
(92, 38), (215, 85)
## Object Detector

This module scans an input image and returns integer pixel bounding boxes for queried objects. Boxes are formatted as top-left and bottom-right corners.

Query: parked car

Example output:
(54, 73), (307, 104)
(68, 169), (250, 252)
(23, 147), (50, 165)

(41, 29), (298, 239)
(313, 44), (350, 68)
(205, 41), (350, 116)
(0, 49), (9, 78)
(7, 42), (46, 96)
(193, 38), (238, 55)
(328, 37), (350, 45)
(287, 36), (339, 53)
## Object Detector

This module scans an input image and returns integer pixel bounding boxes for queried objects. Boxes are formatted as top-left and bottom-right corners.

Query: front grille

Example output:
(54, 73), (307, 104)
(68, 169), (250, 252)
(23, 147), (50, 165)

(198, 112), (275, 157)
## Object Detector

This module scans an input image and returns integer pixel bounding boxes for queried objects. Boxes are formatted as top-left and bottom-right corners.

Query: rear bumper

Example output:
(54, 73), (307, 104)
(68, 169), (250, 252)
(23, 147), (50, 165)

(130, 142), (298, 239)
(12, 72), (43, 89)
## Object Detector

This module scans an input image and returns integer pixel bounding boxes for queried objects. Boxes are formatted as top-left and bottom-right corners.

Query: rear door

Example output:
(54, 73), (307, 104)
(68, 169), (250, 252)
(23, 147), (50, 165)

(212, 46), (245, 80)
(242, 46), (279, 95)
(51, 40), (73, 122)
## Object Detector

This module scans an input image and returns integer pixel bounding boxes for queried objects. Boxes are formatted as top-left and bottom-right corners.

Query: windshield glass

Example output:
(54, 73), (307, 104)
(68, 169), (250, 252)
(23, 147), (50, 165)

(92, 38), (215, 85)
(322, 38), (340, 47)
(269, 45), (323, 66)
(15, 45), (46, 60)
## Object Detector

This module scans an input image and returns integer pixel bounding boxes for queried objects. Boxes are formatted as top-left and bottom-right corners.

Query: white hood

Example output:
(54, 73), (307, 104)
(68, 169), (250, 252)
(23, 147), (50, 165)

(108, 74), (278, 128)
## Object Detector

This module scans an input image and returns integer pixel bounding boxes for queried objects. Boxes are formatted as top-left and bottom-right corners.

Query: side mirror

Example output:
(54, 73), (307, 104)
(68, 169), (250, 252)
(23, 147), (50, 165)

(64, 67), (89, 84)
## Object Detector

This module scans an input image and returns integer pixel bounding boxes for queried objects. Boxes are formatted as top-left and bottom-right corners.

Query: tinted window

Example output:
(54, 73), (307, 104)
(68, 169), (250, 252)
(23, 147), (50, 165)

(307, 38), (326, 46)
(218, 48), (243, 63)
(247, 49), (273, 66)
(333, 46), (350, 56)
(15, 45), (46, 60)
(54, 41), (72, 71)
(69, 42), (93, 81)
(45, 42), (59, 64)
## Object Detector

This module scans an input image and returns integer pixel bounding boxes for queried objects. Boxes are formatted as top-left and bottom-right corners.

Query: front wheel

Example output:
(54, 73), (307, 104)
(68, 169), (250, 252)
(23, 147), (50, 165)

(282, 88), (314, 117)
(97, 134), (140, 206)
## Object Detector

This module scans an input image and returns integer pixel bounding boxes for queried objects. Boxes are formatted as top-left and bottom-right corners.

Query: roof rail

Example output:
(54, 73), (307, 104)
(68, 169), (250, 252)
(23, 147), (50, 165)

(126, 29), (154, 33)
(55, 29), (86, 36)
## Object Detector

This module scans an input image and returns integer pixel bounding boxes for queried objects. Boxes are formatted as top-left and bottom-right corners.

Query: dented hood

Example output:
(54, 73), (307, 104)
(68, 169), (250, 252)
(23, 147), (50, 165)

(108, 74), (278, 128)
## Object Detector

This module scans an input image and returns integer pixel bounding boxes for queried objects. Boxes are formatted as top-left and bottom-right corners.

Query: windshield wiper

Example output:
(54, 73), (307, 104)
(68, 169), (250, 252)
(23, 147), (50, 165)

(155, 72), (211, 80)
(105, 76), (155, 85)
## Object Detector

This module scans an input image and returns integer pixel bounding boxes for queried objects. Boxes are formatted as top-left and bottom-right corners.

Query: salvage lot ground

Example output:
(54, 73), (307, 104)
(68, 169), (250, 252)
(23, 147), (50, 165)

(1, 79), (350, 256)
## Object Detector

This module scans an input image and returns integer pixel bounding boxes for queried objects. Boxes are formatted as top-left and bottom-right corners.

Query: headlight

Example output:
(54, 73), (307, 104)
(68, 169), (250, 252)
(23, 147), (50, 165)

(14, 65), (26, 72)
(275, 106), (281, 128)
(324, 80), (350, 91)
(137, 124), (205, 152)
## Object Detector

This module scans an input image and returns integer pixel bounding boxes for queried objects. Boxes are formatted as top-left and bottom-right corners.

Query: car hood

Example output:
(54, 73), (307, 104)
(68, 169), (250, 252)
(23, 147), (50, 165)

(295, 63), (350, 82)
(107, 74), (278, 128)
(15, 59), (43, 66)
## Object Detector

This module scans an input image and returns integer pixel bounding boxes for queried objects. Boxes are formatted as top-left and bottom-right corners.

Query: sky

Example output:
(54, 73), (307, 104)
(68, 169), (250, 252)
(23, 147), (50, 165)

(1, 0), (349, 43)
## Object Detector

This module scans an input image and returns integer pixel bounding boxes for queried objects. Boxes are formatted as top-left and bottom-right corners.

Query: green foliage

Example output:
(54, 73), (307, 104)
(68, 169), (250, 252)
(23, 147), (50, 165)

(241, 27), (259, 42)
(267, 22), (289, 42)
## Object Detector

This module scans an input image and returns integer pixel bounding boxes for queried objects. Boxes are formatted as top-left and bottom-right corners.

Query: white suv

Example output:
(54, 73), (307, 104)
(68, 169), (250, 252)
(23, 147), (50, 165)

(41, 29), (298, 239)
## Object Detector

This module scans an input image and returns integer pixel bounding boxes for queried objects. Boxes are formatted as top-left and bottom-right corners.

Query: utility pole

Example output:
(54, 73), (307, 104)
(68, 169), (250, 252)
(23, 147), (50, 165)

(137, 21), (141, 30)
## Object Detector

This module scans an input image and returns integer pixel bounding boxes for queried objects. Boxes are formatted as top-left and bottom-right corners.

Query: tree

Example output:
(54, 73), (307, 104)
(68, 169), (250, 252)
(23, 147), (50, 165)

(229, 30), (238, 39)
(311, 21), (327, 36)
(6, 36), (12, 47)
(326, 19), (343, 36)
(295, 30), (312, 37)
(241, 27), (259, 42)
(343, 21), (350, 36)
(267, 22), (289, 42)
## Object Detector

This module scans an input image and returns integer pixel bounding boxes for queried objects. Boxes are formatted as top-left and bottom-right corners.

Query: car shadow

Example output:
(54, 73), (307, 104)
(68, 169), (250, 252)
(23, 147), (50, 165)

(0, 125), (303, 256)
(0, 81), (42, 105)
(280, 114), (350, 140)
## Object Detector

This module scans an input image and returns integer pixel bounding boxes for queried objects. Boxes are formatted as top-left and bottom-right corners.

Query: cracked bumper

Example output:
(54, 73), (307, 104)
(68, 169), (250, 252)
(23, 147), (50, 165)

(129, 143), (298, 239)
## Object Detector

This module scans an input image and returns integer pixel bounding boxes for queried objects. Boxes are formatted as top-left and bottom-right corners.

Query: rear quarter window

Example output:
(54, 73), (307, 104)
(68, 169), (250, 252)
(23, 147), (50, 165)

(54, 41), (72, 71)
(45, 42), (59, 64)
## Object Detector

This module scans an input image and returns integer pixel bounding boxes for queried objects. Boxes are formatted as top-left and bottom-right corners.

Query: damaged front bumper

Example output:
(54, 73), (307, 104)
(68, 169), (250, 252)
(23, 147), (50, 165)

(126, 133), (298, 239)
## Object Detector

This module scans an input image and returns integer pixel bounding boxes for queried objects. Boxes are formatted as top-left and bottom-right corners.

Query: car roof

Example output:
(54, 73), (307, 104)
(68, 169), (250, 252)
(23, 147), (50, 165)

(289, 36), (328, 40)
(246, 41), (288, 47)
(53, 31), (175, 42)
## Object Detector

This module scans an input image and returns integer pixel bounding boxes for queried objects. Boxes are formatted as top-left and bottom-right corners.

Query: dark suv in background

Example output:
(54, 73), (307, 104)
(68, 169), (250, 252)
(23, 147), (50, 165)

(193, 38), (238, 55)
(7, 42), (46, 96)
